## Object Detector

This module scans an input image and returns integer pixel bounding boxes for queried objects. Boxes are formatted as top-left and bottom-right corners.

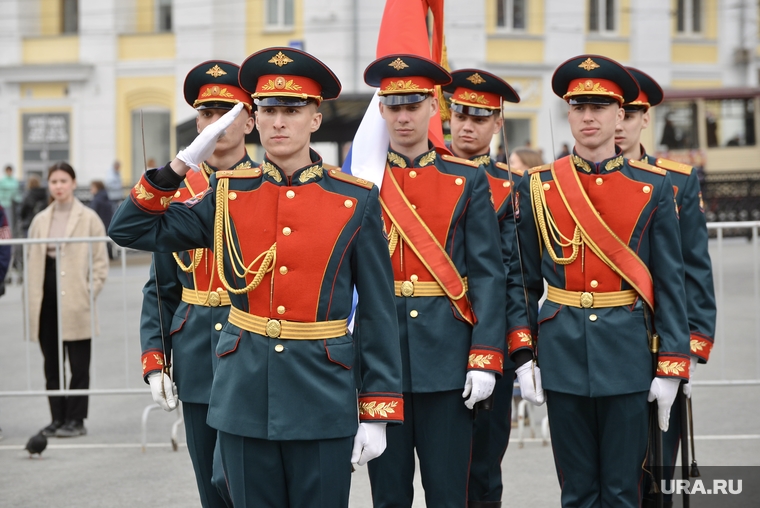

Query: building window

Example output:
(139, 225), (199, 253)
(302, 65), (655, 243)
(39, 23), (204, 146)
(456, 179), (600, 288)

(266, 0), (294, 30)
(704, 99), (756, 148)
(61, 0), (78, 34)
(656, 101), (699, 151)
(131, 110), (171, 186)
(589, 0), (616, 33)
(677, 0), (702, 34)
(22, 113), (70, 180)
(156, 0), (172, 32)
(496, 0), (526, 31)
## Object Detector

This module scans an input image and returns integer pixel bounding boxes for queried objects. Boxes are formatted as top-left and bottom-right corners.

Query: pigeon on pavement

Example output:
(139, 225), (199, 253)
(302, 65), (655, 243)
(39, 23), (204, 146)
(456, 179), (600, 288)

(25, 432), (47, 458)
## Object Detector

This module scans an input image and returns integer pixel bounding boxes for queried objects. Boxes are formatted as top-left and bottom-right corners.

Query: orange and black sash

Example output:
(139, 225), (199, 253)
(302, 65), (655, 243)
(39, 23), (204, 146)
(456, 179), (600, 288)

(379, 164), (475, 325)
(551, 156), (655, 309)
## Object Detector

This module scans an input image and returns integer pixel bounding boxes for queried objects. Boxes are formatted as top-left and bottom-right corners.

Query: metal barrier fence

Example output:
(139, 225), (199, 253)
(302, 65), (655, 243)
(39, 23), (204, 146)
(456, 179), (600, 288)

(0, 223), (758, 400)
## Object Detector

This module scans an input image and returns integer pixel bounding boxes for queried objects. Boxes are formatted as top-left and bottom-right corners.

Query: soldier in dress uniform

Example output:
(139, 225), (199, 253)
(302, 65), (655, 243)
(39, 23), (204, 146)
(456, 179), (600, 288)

(443, 69), (532, 508)
(507, 55), (691, 507)
(110, 47), (403, 507)
(139, 59), (255, 508)
(362, 54), (507, 508)
(615, 67), (717, 508)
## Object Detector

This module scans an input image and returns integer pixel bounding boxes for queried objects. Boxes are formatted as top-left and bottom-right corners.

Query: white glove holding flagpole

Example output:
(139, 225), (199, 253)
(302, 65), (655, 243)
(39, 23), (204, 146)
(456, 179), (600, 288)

(648, 377), (681, 431)
(462, 371), (496, 409)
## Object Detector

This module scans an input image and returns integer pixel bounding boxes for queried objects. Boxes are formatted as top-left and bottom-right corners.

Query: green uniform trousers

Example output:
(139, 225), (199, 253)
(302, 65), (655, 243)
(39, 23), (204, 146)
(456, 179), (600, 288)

(182, 402), (232, 508)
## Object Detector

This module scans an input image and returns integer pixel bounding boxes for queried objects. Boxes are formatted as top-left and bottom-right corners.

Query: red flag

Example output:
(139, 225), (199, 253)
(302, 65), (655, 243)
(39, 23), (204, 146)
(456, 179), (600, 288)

(376, 0), (447, 149)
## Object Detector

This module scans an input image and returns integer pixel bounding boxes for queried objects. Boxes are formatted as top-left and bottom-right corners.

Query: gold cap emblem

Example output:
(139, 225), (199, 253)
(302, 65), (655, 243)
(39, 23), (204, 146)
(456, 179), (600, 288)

(206, 65), (227, 78)
(467, 73), (486, 85)
(269, 51), (294, 67)
(579, 58), (600, 71)
(389, 58), (409, 71)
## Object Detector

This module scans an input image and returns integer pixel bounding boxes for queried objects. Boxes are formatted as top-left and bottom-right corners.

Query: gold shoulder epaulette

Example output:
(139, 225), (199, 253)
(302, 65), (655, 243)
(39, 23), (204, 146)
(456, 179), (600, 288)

(528, 163), (552, 174)
(629, 158), (666, 176)
(323, 163), (340, 171)
(441, 154), (479, 168)
(655, 158), (693, 175)
(215, 168), (263, 179)
(495, 161), (525, 177)
(326, 168), (374, 189)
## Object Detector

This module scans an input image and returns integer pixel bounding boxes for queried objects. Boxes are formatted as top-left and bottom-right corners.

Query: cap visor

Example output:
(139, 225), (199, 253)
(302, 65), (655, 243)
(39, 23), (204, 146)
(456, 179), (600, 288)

(568, 95), (619, 105)
(450, 102), (498, 117)
(379, 93), (430, 106)
(254, 97), (313, 107)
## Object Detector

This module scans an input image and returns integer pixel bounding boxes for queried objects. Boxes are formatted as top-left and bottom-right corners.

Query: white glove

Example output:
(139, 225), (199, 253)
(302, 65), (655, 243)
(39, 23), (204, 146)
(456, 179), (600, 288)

(177, 103), (244, 171)
(462, 371), (496, 410)
(682, 356), (698, 398)
(147, 371), (178, 412)
(647, 377), (681, 431)
(351, 422), (387, 466)
(515, 361), (545, 406)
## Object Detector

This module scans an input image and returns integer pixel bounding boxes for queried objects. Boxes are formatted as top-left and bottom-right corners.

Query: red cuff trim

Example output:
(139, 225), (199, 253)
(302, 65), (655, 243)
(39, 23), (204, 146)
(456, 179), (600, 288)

(141, 349), (166, 377)
(690, 332), (713, 362)
(507, 327), (534, 356)
(468, 347), (504, 375)
(656, 355), (690, 380)
(130, 174), (175, 213)
(358, 393), (404, 423)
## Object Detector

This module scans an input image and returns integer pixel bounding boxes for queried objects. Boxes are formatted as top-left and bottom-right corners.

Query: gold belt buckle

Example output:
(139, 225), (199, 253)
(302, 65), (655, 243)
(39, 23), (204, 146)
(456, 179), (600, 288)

(580, 292), (594, 308)
(207, 291), (221, 307)
(400, 280), (414, 297)
(266, 319), (282, 338)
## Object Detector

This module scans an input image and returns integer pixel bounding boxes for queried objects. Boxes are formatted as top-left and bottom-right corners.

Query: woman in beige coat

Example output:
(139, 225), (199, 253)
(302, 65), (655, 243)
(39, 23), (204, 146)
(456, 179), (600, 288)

(27, 162), (108, 438)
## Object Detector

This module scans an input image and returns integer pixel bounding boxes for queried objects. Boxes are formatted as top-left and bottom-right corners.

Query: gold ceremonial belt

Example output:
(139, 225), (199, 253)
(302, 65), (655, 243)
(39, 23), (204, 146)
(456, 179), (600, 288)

(394, 277), (468, 297)
(181, 287), (231, 307)
(546, 286), (637, 309)
(228, 306), (348, 340)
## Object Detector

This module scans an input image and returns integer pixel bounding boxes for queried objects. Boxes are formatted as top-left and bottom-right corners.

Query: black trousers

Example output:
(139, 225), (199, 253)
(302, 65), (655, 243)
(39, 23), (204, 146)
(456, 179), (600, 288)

(39, 256), (91, 422)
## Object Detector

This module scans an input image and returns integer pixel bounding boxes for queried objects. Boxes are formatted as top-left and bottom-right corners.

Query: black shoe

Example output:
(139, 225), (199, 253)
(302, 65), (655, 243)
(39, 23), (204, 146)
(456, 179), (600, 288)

(40, 420), (64, 437)
(55, 420), (87, 438)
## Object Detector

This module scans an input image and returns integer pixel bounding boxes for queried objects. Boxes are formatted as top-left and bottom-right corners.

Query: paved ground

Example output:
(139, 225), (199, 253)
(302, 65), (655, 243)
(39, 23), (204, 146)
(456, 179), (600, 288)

(0, 240), (758, 507)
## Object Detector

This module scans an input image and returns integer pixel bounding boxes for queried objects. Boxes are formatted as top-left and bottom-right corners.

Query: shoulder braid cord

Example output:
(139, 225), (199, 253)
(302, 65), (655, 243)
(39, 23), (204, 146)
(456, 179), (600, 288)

(173, 249), (204, 272)
(529, 172), (582, 265)
(214, 177), (276, 294)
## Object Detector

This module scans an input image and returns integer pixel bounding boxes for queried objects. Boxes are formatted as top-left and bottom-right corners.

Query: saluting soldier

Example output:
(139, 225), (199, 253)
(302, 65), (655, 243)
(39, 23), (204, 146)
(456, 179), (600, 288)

(507, 55), (690, 507)
(139, 59), (254, 508)
(615, 67), (716, 508)
(361, 54), (507, 508)
(444, 69), (537, 508)
(110, 47), (403, 507)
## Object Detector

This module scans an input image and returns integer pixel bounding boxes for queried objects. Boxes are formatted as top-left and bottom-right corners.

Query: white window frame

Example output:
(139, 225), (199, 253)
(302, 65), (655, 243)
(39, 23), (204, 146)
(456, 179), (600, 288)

(496, 0), (527, 32)
(265, 0), (295, 31)
(588, 0), (618, 35)
(155, 0), (172, 33)
(676, 0), (703, 35)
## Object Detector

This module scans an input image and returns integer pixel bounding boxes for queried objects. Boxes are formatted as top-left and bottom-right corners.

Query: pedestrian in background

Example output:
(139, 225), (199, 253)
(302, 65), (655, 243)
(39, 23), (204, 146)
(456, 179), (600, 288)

(0, 165), (19, 229)
(0, 202), (10, 295)
(26, 162), (109, 438)
(105, 160), (123, 202)
(89, 180), (114, 260)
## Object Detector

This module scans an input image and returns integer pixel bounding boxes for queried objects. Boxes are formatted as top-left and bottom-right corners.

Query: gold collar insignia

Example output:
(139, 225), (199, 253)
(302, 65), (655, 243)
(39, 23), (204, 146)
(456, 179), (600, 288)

(261, 161), (283, 182)
(571, 154), (593, 173)
(472, 155), (491, 166)
(418, 150), (436, 167)
(298, 165), (323, 184)
(387, 152), (407, 169)
(604, 156), (624, 172)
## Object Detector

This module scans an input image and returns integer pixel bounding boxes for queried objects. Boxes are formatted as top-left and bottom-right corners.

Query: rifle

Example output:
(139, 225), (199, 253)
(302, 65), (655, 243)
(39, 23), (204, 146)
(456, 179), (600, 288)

(644, 308), (664, 508)
(679, 388), (690, 507)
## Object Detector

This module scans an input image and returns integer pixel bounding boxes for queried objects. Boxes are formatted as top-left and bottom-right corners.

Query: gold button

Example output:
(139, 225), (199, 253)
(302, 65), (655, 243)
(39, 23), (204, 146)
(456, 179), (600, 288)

(277, 305), (286, 315)
(596, 177), (603, 185)
(412, 204), (417, 209)
(410, 310), (419, 318)
(174, 191), (181, 198)
(643, 185), (651, 193)
(409, 171), (417, 178)
(283, 227), (292, 236)
(330, 169), (337, 175)
(214, 323), (222, 331)
(590, 280), (599, 288)
(344, 199), (354, 208)
(410, 274), (418, 282)
(286, 190), (295, 199)
(253, 169), (261, 176)
(228, 192), (237, 200)
(589, 314), (598, 322)
(503, 181), (510, 188)
(274, 344), (284, 353)
(455, 178), (463, 186)
(543, 183), (550, 191)
(279, 266), (288, 275)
